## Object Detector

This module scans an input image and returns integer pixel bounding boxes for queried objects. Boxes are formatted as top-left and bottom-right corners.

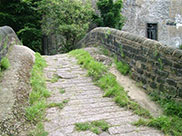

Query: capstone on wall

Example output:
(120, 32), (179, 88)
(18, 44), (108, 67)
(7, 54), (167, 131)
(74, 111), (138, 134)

(0, 26), (21, 61)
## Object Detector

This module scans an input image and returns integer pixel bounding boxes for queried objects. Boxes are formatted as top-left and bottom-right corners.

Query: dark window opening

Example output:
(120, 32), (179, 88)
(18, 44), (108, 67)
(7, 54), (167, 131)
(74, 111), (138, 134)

(147, 23), (158, 40)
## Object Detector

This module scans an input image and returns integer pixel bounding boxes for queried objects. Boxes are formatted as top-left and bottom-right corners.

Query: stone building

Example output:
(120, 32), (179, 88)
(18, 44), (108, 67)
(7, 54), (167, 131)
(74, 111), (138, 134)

(43, 0), (182, 54)
(121, 0), (182, 48)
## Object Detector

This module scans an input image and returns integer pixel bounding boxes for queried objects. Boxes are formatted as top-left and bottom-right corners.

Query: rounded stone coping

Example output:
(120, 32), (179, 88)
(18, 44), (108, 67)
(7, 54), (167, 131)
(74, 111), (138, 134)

(80, 27), (182, 57)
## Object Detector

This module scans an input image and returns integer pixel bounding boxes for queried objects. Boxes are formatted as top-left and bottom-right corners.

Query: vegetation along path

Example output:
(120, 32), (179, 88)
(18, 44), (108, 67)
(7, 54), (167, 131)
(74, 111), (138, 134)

(43, 53), (164, 136)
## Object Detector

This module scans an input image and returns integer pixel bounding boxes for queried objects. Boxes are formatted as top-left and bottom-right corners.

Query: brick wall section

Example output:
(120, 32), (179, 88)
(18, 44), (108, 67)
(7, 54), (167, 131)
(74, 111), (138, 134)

(0, 26), (21, 61)
(77, 27), (182, 97)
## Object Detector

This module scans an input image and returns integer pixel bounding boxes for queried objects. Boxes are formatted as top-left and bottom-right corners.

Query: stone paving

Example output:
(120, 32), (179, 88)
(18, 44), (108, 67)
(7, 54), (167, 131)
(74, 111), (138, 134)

(43, 54), (164, 136)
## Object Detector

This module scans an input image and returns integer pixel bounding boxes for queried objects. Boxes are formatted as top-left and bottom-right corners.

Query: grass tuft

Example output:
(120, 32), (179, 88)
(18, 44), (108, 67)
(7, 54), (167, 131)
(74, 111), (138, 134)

(115, 59), (130, 75)
(47, 74), (60, 83)
(75, 120), (109, 134)
(28, 122), (48, 136)
(59, 88), (65, 94)
(134, 91), (182, 135)
(26, 53), (50, 135)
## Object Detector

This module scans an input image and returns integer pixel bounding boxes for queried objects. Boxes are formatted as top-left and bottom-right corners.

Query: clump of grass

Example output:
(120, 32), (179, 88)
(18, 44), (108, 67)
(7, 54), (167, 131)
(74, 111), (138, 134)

(75, 120), (110, 134)
(0, 57), (10, 70)
(134, 91), (182, 135)
(75, 122), (91, 131)
(47, 99), (69, 109)
(70, 49), (151, 118)
(115, 59), (130, 75)
(28, 122), (48, 136)
(59, 88), (65, 94)
(47, 102), (64, 109)
(179, 44), (182, 50)
(47, 74), (60, 83)
(26, 53), (50, 134)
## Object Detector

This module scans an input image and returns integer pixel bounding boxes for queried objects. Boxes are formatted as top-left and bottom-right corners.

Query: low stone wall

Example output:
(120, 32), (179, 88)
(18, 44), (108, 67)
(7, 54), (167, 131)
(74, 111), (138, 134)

(0, 26), (21, 61)
(77, 27), (182, 97)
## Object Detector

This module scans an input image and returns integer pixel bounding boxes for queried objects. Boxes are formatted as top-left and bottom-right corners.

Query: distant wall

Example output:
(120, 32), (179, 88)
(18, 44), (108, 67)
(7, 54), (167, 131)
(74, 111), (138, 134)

(0, 26), (21, 61)
(78, 27), (182, 97)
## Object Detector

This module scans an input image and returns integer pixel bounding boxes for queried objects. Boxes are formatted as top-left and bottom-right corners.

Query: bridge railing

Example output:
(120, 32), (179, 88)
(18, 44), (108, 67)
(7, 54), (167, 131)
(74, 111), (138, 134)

(0, 26), (21, 61)
(77, 27), (182, 98)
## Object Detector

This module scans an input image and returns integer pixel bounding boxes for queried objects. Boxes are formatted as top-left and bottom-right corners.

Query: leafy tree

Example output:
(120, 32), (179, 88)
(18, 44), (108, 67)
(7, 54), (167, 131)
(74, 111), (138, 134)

(0, 0), (43, 53)
(38, 0), (93, 52)
(95, 0), (124, 30)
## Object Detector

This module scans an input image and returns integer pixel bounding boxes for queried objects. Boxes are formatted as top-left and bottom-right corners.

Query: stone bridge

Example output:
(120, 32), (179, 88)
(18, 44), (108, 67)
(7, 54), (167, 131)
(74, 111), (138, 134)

(0, 26), (181, 135)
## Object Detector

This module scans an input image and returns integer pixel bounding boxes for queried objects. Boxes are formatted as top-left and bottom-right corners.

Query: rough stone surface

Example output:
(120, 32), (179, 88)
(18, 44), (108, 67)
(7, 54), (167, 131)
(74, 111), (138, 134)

(0, 45), (35, 136)
(43, 54), (164, 136)
(77, 27), (182, 98)
(0, 26), (21, 62)
(122, 0), (182, 48)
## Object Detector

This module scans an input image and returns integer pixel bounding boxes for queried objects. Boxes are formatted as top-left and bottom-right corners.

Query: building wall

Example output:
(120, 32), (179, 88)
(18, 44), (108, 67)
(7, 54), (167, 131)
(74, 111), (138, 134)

(122, 0), (182, 48)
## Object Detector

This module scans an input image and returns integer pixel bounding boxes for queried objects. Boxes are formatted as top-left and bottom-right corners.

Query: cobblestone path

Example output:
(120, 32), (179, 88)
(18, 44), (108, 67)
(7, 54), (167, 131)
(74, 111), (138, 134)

(43, 54), (164, 136)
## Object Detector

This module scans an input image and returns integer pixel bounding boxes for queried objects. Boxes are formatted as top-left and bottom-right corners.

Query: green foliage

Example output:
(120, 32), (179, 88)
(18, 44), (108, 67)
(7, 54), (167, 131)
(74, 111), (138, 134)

(0, 57), (10, 70)
(91, 120), (110, 131)
(59, 88), (65, 94)
(75, 120), (110, 134)
(39, 0), (94, 52)
(0, 0), (43, 53)
(134, 91), (182, 135)
(28, 122), (48, 136)
(134, 116), (182, 135)
(47, 102), (64, 109)
(95, 0), (125, 30)
(115, 59), (130, 75)
(47, 74), (60, 83)
(179, 45), (182, 50)
(75, 122), (91, 131)
(26, 53), (50, 123)
(70, 49), (151, 118)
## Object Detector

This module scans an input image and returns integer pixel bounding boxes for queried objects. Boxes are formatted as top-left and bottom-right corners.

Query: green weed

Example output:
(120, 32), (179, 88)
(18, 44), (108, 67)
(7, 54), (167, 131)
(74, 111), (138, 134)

(59, 88), (65, 94)
(47, 102), (64, 109)
(26, 53), (49, 134)
(47, 74), (60, 83)
(0, 57), (10, 70)
(28, 122), (48, 136)
(134, 91), (182, 135)
(115, 59), (130, 75)
(75, 120), (110, 134)
(75, 122), (91, 131)
(70, 49), (151, 118)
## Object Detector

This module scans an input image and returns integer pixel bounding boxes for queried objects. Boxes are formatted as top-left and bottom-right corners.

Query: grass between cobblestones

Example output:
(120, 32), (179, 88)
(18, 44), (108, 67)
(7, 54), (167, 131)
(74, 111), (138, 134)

(75, 120), (110, 134)
(26, 53), (50, 136)
(69, 49), (151, 118)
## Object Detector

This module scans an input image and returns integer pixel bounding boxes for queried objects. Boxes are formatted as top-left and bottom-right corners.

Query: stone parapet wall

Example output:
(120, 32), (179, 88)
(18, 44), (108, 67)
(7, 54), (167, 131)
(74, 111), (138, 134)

(0, 26), (21, 61)
(77, 27), (182, 97)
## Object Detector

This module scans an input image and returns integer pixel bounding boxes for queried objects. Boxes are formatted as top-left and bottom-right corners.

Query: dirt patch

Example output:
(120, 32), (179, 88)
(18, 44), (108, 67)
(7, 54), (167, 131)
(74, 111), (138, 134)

(0, 45), (35, 136)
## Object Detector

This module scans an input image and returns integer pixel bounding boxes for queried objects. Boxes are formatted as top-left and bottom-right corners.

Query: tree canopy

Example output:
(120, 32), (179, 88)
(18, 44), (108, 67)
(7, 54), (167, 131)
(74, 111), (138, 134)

(0, 0), (43, 52)
(39, 0), (94, 52)
(95, 0), (124, 30)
